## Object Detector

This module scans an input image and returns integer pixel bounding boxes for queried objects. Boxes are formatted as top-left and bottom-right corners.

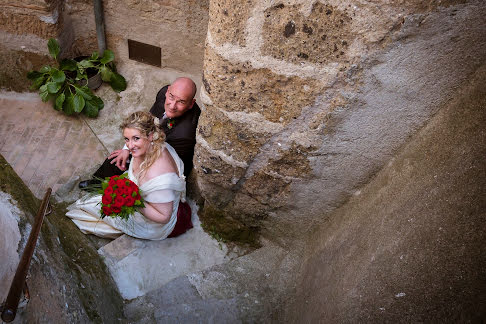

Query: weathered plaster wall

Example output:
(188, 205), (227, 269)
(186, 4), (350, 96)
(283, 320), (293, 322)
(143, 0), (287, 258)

(0, 192), (23, 303)
(196, 0), (486, 243)
(0, 0), (209, 91)
(284, 62), (486, 323)
(0, 0), (65, 90)
(64, 0), (209, 75)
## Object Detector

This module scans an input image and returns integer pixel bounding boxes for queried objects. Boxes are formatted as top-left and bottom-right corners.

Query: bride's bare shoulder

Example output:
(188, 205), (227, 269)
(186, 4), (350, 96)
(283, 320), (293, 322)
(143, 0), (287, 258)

(145, 149), (177, 180)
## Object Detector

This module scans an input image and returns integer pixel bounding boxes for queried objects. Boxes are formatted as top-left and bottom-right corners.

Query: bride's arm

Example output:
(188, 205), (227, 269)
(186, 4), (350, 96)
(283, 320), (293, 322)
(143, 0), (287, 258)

(136, 153), (178, 224)
(138, 201), (173, 224)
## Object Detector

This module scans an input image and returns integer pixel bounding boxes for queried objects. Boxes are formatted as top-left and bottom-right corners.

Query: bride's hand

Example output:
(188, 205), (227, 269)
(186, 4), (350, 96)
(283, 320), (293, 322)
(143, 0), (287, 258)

(108, 149), (130, 171)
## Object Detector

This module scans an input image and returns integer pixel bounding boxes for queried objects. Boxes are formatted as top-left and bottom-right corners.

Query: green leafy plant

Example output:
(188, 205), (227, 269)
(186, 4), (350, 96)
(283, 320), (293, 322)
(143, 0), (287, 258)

(27, 38), (127, 117)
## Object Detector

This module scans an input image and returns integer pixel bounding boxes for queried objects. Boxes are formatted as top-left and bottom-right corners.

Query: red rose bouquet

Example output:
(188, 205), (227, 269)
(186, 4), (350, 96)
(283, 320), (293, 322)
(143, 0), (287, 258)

(99, 174), (144, 220)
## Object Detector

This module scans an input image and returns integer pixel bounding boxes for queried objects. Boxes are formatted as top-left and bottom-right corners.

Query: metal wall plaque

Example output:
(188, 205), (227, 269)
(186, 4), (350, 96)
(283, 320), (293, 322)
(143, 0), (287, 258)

(128, 39), (161, 67)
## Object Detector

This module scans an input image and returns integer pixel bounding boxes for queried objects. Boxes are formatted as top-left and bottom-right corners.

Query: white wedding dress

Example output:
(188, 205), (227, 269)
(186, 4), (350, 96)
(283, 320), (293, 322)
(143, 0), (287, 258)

(66, 143), (186, 240)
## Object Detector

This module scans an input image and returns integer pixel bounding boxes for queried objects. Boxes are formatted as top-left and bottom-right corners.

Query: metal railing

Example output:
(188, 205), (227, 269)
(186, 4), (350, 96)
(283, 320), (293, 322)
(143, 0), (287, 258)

(1, 188), (52, 323)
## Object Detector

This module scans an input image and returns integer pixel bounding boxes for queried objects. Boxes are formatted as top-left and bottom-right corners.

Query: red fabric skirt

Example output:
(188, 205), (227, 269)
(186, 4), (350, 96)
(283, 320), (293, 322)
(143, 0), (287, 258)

(168, 201), (193, 238)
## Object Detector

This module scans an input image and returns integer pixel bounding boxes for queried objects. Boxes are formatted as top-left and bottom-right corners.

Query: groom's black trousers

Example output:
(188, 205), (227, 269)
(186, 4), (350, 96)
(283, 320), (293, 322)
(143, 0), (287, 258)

(92, 157), (129, 179)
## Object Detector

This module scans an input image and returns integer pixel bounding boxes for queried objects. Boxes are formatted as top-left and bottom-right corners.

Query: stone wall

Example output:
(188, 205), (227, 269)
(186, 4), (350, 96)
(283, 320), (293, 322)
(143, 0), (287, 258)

(64, 0), (209, 75)
(0, 0), (64, 90)
(283, 62), (486, 323)
(0, 154), (125, 322)
(0, 0), (209, 91)
(196, 0), (486, 243)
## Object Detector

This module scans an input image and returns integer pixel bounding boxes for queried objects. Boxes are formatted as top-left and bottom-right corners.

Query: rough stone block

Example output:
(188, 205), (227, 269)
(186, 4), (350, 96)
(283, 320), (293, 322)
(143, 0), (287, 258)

(207, 0), (251, 46)
(197, 106), (266, 163)
(203, 46), (323, 124)
(262, 2), (353, 65)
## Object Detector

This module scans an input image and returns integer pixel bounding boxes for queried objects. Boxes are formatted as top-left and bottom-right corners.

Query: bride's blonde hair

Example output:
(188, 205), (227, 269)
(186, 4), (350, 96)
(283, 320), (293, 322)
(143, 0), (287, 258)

(120, 111), (166, 181)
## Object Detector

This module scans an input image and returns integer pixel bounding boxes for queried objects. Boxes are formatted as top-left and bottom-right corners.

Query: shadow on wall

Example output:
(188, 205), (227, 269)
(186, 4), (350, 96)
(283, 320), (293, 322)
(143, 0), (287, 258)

(285, 65), (486, 322)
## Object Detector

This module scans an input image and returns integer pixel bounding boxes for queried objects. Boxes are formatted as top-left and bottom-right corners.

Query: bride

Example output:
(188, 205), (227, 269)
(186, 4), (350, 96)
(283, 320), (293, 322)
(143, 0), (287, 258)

(66, 111), (190, 240)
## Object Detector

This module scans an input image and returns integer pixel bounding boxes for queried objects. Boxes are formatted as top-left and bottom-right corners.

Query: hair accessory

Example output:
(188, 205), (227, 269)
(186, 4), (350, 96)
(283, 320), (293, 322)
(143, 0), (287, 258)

(154, 117), (160, 126)
(153, 132), (159, 141)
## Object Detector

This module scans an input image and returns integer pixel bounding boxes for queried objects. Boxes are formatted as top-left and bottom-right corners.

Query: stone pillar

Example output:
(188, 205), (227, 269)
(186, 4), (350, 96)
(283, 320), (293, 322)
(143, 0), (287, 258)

(196, 0), (486, 243)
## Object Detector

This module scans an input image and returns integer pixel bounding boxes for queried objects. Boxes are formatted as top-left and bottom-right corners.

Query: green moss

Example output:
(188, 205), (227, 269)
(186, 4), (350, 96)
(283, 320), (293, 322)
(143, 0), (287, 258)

(0, 155), (40, 215)
(46, 203), (125, 323)
(200, 203), (261, 249)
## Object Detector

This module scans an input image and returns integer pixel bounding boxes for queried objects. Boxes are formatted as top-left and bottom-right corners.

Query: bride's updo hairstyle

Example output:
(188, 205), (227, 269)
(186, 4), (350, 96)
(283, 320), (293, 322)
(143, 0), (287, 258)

(120, 111), (166, 180)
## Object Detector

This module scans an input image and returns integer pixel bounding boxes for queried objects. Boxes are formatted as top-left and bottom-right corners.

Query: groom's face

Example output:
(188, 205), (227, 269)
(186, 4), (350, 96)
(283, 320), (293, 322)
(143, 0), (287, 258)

(164, 84), (195, 119)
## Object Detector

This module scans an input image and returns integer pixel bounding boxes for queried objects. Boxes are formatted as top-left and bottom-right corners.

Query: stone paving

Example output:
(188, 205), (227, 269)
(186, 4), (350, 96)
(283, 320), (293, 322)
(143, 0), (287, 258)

(0, 92), (108, 198)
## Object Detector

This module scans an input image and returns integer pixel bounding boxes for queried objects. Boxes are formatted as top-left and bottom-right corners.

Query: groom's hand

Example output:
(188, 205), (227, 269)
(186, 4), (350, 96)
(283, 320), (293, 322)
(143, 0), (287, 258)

(108, 149), (130, 171)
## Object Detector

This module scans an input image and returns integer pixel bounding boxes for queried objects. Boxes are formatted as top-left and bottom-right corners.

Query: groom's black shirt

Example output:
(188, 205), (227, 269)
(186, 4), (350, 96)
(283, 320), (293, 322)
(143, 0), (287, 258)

(149, 85), (201, 176)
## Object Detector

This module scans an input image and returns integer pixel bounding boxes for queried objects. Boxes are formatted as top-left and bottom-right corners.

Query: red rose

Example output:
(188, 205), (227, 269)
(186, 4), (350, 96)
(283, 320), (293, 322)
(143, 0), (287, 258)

(108, 176), (117, 186)
(113, 195), (126, 208)
(111, 205), (121, 213)
(104, 185), (114, 195)
(116, 179), (127, 188)
(125, 195), (135, 207)
(102, 194), (112, 205)
(102, 206), (112, 216)
(120, 186), (131, 196)
(129, 181), (138, 191)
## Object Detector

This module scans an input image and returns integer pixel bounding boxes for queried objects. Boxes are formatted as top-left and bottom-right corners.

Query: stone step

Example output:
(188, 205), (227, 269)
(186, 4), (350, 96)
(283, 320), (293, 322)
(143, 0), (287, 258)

(97, 200), (234, 300)
(124, 239), (302, 323)
(125, 276), (241, 324)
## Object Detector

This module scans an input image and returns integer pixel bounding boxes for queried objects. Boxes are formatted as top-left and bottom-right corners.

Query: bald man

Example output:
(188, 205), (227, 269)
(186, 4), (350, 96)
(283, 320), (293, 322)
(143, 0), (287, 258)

(79, 77), (201, 188)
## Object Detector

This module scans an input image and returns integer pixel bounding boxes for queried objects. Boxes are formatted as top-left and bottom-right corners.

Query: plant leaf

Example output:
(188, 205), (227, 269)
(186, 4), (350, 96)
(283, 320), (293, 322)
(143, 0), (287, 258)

(76, 69), (86, 81)
(39, 66), (51, 74)
(74, 85), (93, 100)
(55, 92), (65, 111)
(73, 94), (85, 113)
(109, 72), (127, 92)
(39, 85), (49, 102)
(46, 81), (62, 94)
(100, 65), (113, 82)
(100, 50), (115, 64)
(63, 94), (75, 115)
(40, 91), (49, 102)
(51, 70), (66, 83)
(47, 38), (60, 60)
(78, 59), (95, 69)
(30, 76), (46, 90)
(90, 95), (104, 110)
(59, 59), (77, 71)
(90, 51), (99, 60)
(83, 99), (99, 118)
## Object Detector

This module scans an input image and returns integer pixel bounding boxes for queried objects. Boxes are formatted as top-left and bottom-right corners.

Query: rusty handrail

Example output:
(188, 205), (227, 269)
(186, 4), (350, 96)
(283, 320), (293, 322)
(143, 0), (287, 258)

(1, 188), (52, 323)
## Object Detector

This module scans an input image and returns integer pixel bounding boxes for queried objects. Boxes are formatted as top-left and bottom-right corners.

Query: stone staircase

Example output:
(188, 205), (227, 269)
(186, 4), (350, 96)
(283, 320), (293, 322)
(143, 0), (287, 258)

(123, 240), (300, 323)
(94, 199), (301, 323)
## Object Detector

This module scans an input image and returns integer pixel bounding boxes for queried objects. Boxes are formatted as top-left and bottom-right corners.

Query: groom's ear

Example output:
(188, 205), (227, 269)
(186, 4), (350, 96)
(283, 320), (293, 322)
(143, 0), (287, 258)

(187, 98), (196, 110)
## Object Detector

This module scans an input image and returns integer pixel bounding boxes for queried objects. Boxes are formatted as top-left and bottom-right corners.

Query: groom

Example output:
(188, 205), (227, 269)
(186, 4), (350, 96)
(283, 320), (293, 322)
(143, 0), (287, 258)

(79, 77), (201, 189)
